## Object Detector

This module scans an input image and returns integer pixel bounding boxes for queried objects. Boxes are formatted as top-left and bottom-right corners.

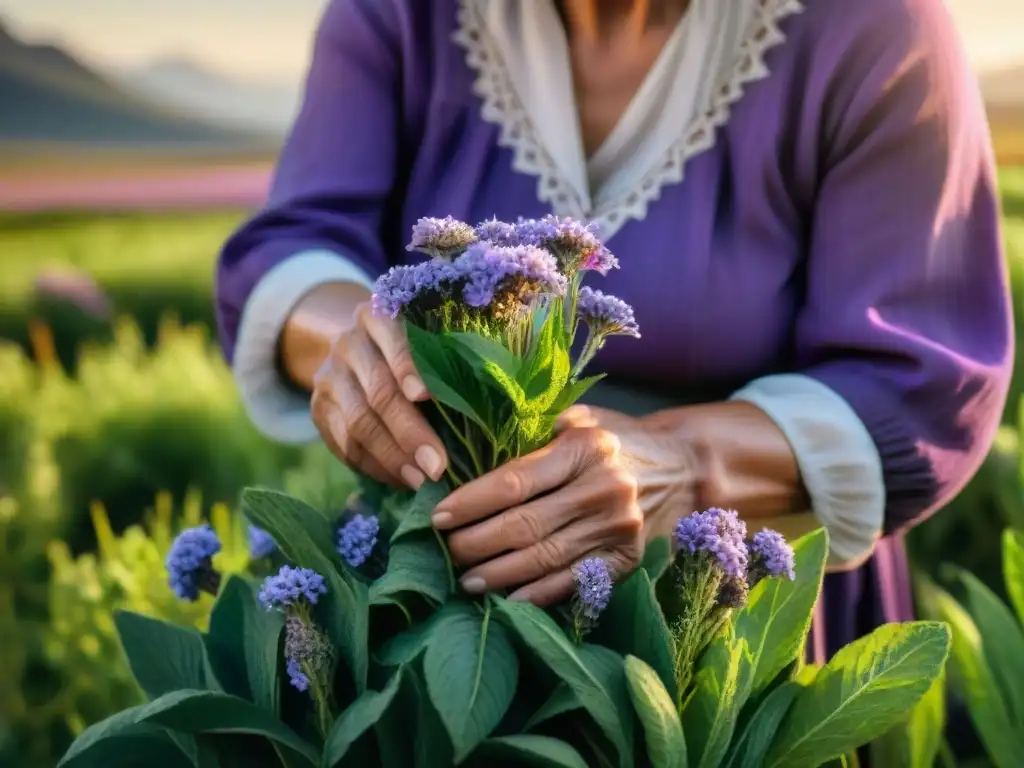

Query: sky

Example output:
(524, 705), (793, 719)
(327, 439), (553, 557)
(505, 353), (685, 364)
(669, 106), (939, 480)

(1, 0), (1021, 82)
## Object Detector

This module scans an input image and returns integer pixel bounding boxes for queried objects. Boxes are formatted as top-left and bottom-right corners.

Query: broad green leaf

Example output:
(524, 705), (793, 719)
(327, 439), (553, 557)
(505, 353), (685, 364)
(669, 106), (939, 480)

(447, 331), (523, 379)
(767, 622), (952, 768)
(137, 689), (318, 765)
(114, 611), (208, 698)
(624, 656), (687, 768)
(424, 601), (518, 761)
(241, 488), (369, 692)
(371, 531), (452, 606)
(933, 586), (1024, 767)
(590, 568), (677, 702)
(682, 632), (754, 768)
(490, 596), (631, 767)
(869, 667), (946, 768)
(544, 374), (604, 417)
(576, 644), (636, 765)
(322, 668), (404, 767)
(640, 536), (672, 584)
(406, 323), (488, 425)
(58, 706), (192, 768)
(391, 481), (449, 542)
(734, 529), (828, 700)
(955, 567), (1024, 725)
(525, 685), (580, 731)
(1004, 529), (1024, 629)
(204, 579), (254, 701)
(375, 603), (465, 667)
(470, 735), (589, 768)
(722, 680), (800, 768)
(206, 576), (284, 714)
(792, 663), (820, 686)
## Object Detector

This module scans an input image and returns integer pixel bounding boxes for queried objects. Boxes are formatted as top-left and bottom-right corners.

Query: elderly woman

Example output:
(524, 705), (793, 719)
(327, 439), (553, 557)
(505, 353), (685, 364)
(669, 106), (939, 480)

(216, 0), (1012, 660)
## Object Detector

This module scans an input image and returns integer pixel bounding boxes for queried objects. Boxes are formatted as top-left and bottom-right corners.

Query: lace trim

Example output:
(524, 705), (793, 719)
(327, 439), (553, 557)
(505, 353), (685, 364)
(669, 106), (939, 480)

(452, 0), (806, 238)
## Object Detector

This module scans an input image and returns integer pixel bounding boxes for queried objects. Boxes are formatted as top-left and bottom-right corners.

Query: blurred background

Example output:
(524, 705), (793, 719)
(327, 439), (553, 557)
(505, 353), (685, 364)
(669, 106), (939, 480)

(0, 1), (1020, 766)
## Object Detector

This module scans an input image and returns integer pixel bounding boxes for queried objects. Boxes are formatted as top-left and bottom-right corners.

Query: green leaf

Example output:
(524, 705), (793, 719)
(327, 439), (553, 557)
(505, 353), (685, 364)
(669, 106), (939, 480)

(624, 656), (687, 768)
(241, 488), (369, 692)
(869, 668), (946, 768)
(371, 531), (452, 606)
(932, 585), (1024, 767)
(375, 602), (465, 667)
(322, 668), (405, 768)
(406, 323), (488, 425)
(590, 568), (676, 702)
(58, 706), (192, 768)
(640, 537), (672, 583)
(955, 566), (1024, 725)
(576, 644), (636, 765)
(137, 689), (318, 765)
(544, 374), (604, 417)
(721, 681), (800, 768)
(525, 685), (580, 731)
(470, 735), (589, 768)
(734, 529), (828, 700)
(490, 596), (631, 767)
(391, 481), (449, 542)
(423, 601), (519, 762)
(447, 332), (523, 380)
(681, 632), (753, 768)
(1004, 529), (1024, 629)
(114, 611), (208, 699)
(206, 576), (284, 715)
(767, 622), (952, 768)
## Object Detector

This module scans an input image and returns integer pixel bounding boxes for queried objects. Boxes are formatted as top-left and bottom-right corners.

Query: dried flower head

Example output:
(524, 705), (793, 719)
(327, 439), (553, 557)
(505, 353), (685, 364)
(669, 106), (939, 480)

(166, 525), (221, 601)
(673, 508), (749, 580)
(748, 529), (796, 583)
(576, 287), (640, 339)
(337, 514), (380, 568)
(257, 565), (328, 611)
(515, 215), (619, 275)
(452, 242), (566, 313)
(248, 525), (276, 560)
(407, 216), (478, 258)
(284, 615), (334, 692)
(573, 557), (613, 621)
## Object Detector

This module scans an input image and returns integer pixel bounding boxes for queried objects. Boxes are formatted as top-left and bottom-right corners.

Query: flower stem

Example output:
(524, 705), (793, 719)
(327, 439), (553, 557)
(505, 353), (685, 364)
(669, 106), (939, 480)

(433, 527), (457, 593)
(436, 403), (485, 478)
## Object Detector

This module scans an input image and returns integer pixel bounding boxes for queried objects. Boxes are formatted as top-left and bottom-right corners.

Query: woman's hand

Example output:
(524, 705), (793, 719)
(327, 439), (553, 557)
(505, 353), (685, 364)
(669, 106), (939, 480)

(432, 405), (696, 606)
(308, 300), (448, 489)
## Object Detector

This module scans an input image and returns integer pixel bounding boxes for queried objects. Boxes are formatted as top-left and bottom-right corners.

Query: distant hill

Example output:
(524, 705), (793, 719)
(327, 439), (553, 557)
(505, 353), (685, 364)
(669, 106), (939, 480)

(0, 21), (272, 146)
(981, 64), (1024, 107)
(114, 57), (299, 135)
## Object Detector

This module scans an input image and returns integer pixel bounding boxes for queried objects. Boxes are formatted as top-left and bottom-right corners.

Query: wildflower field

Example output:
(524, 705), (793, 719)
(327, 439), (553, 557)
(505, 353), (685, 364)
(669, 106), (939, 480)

(0, 167), (1021, 766)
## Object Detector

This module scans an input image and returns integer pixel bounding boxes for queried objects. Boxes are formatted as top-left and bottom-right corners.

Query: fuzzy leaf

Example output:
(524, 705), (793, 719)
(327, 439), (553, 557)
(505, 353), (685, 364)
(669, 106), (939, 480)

(423, 601), (519, 761)
(767, 622), (951, 768)
(624, 656), (687, 768)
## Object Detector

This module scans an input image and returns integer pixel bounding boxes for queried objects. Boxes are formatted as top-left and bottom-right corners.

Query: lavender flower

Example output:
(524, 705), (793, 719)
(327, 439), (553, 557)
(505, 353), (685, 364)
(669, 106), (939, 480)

(576, 287), (640, 339)
(673, 507), (749, 580)
(371, 260), (458, 319)
(515, 215), (619, 275)
(248, 525), (276, 560)
(284, 615), (333, 693)
(257, 565), (328, 611)
(573, 557), (613, 620)
(337, 514), (380, 568)
(166, 525), (221, 601)
(475, 218), (520, 246)
(748, 529), (796, 583)
(450, 242), (566, 317)
(407, 216), (478, 258)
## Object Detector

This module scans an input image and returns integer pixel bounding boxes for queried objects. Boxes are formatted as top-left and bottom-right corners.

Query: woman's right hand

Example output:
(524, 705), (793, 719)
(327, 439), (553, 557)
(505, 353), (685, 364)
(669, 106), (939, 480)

(308, 300), (448, 489)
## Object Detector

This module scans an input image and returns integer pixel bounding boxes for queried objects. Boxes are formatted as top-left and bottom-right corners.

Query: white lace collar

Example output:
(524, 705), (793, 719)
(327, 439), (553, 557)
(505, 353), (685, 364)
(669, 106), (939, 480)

(453, 0), (805, 240)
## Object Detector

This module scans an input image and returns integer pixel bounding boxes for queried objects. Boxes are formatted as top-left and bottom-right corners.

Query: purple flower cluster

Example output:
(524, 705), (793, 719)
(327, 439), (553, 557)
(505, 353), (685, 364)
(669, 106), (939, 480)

(284, 615), (333, 692)
(474, 218), (519, 246)
(514, 215), (619, 275)
(749, 529), (796, 583)
(257, 565), (328, 611)
(576, 287), (641, 339)
(372, 260), (457, 319)
(573, 557), (614, 621)
(407, 216), (478, 258)
(337, 514), (380, 568)
(248, 525), (276, 560)
(166, 525), (221, 602)
(673, 508), (749, 581)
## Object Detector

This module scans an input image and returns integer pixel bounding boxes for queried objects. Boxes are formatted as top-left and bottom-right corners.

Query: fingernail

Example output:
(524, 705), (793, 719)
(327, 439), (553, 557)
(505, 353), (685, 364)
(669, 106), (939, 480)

(431, 511), (452, 528)
(460, 576), (486, 594)
(402, 375), (427, 400)
(400, 464), (425, 489)
(508, 588), (531, 602)
(416, 445), (444, 480)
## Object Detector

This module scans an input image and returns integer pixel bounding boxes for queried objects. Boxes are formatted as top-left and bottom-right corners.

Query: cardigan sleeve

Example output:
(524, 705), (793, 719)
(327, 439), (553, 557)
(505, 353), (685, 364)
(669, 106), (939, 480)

(214, 0), (402, 364)
(793, 0), (1013, 534)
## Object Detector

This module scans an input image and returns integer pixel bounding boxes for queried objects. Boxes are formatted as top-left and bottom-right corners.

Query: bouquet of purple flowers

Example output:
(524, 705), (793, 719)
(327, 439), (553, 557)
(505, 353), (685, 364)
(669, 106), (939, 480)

(60, 217), (950, 768)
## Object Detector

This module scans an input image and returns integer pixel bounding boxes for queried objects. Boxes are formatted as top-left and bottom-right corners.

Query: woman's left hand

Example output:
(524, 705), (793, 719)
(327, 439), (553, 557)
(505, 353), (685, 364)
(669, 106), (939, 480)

(430, 405), (694, 606)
